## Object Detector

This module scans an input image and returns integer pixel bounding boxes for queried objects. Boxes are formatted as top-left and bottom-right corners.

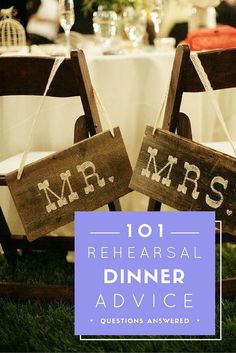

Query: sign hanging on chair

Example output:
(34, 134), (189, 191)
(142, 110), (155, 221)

(129, 126), (236, 236)
(6, 127), (132, 241)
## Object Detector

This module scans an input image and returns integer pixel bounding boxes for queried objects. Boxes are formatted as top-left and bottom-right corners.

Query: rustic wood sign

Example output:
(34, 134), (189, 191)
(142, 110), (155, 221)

(6, 127), (132, 240)
(130, 126), (236, 236)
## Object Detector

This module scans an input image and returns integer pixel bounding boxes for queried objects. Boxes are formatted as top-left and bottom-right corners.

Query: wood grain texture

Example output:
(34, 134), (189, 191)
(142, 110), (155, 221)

(182, 45), (236, 92)
(11, 236), (74, 251)
(0, 56), (81, 97)
(0, 282), (73, 303)
(6, 127), (132, 240)
(162, 44), (236, 133)
(71, 50), (102, 135)
(130, 126), (236, 236)
(217, 278), (236, 300)
(162, 45), (190, 132)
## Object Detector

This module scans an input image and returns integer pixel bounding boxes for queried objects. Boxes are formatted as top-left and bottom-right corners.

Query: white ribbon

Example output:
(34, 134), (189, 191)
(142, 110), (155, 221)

(17, 57), (65, 180)
(93, 87), (114, 137)
(152, 71), (172, 135)
(152, 88), (169, 135)
(190, 51), (236, 157)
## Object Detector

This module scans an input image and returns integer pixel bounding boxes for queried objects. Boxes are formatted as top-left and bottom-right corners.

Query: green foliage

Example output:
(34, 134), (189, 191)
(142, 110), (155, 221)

(82, 0), (141, 14)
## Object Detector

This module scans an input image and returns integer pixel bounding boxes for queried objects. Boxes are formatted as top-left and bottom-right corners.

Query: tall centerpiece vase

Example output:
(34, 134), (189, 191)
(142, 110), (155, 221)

(188, 0), (220, 32)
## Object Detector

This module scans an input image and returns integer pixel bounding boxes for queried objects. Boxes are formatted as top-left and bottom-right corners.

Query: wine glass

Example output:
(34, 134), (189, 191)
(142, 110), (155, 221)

(58, 0), (75, 55)
(123, 7), (147, 49)
(150, 0), (164, 37)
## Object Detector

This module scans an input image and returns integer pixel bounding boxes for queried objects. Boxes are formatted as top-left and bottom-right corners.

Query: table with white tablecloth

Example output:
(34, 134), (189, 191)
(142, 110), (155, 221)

(1, 49), (236, 235)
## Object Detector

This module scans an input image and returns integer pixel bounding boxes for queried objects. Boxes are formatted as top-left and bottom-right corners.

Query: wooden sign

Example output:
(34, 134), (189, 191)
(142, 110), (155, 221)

(130, 126), (236, 236)
(6, 127), (132, 241)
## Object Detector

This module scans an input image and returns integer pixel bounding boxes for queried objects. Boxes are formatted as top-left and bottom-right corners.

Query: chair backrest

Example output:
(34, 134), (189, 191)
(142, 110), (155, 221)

(0, 50), (122, 237)
(163, 44), (236, 133)
(145, 44), (236, 227)
(0, 50), (102, 136)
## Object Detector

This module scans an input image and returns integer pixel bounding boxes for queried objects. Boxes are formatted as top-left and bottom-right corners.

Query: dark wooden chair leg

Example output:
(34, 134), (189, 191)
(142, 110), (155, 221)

(148, 199), (161, 211)
(108, 199), (122, 211)
(0, 208), (18, 265)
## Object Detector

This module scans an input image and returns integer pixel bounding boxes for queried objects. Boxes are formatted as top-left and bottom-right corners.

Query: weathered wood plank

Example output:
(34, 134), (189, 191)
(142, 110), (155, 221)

(130, 126), (236, 236)
(0, 56), (81, 97)
(6, 127), (132, 241)
(216, 278), (236, 300)
(0, 282), (73, 303)
(11, 236), (74, 251)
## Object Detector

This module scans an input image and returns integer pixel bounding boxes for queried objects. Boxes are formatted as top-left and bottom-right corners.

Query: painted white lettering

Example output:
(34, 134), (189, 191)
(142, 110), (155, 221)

(152, 155), (178, 186)
(38, 170), (79, 213)
(141, 148), (177, 186)
(141, 147), (158, 178)
(177, 162), (200, 199)
(77, 161), (105, 194)
(206, 176), (228, 209)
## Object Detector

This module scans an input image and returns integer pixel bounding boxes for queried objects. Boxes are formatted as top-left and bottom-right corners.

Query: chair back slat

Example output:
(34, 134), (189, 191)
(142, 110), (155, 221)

(182, 46), (236, 92)
(163, 44), (236, 133)
(0, 56), (81, 97)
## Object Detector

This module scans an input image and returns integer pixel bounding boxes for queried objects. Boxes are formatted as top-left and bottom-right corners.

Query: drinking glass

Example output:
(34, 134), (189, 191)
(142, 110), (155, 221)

(93, 9), (119, 50)
(150, 0), (164, 37)
(123, 7), (147, 49)
(58, 0), (75, 55)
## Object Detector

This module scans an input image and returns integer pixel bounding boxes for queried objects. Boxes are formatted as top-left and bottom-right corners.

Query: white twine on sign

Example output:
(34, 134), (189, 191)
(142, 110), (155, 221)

(17, 57), (65, 180)
(152, 88), (169, 135)
(190, 51), (236, 157)
(152, 71), (172, 135)
(93, 86), (115, 137)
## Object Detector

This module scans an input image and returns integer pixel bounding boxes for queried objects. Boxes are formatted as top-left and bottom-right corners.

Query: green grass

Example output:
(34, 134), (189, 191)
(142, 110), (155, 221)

(0, 245), (236, 353)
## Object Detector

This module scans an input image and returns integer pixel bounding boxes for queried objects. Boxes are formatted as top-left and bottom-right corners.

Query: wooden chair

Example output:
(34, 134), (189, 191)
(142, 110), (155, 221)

(147, 44), (236, 298)
(148, 44), (236, 212)
(0, 50), (121, 302)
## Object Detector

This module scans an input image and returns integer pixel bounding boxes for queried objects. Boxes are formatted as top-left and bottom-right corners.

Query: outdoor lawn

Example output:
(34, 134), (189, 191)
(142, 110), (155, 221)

(0, 244), (235, 353)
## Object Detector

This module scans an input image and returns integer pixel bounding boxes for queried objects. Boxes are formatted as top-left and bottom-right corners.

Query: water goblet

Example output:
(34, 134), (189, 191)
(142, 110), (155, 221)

(123, 7), (147, 49)
(93, 9), (119, 52)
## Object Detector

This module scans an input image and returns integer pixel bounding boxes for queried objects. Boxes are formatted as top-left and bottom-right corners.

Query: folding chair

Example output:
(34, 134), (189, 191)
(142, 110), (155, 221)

(0, 50), (121, 302)
(148, 44), (236, 212)
(146, 44), (236, 298)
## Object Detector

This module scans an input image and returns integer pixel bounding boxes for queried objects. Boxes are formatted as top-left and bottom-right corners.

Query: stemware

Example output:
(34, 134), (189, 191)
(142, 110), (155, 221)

(123, 7), (147, 49)
(150, 0), (165, 37)
(93, 9), (119, 51)
(58, 0), (75, 55)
